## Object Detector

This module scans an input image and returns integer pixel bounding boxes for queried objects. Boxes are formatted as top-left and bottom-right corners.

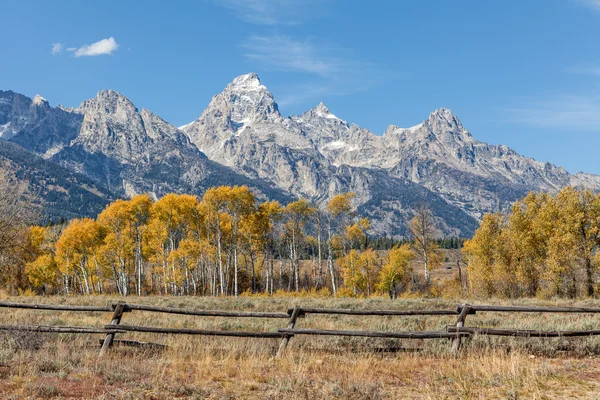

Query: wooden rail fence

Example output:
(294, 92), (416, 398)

(2, 301), (600, 356)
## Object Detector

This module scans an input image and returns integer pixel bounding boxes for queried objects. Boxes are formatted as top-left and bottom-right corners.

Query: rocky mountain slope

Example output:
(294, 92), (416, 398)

(182, 73), (600, 223)
(181, 74), (479, 235)
(0, 89), (293, 212)
(292, 105), (600, 218)
(1, 73), (598, 236)
(0, 141), (114, 220)
(0, 90), (82, 157)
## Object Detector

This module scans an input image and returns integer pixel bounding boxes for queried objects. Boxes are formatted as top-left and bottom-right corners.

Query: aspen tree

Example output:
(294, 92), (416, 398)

(377, 244), (414, 298)
(202, 187), (230, 295)
(225, 186), (255, 296)
(285, 199), (316, 291)
(463, 213), (504, 296)
(327, 193), (356, 294)
(410, 205), (441, 286)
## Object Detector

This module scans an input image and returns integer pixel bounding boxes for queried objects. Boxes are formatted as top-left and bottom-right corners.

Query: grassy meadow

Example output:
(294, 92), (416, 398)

(2, 295), (600, 399)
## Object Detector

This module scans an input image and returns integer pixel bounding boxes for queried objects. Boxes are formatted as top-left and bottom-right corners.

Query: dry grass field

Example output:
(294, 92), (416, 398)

(2, 295), (600, 399)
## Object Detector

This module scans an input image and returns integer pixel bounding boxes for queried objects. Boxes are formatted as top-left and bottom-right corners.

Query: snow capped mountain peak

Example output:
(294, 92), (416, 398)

(180, 73), (285, 160)
(314, 101), (330, 113)
(312, 102), (343, 121)
(56, 104), (80, 113)
(384, 108), (469, 142)
(385, 122), (424, 133)
(383, 124), (400, 135)
(3, 77), (600, 237)
(228, 72), (263, 90)
(218, 72), (280, 126)
(298, 102), (347, 126)
(430, 107), (455, 119)
(32, 94), (48, 107)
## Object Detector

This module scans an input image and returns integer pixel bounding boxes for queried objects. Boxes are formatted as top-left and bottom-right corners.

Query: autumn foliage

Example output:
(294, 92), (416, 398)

(18, 187), (436, 297)
(464, 187), (600, 298)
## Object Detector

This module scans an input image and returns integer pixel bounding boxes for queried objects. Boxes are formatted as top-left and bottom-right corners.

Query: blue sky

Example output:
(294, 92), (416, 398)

(1, 0), (599, 174)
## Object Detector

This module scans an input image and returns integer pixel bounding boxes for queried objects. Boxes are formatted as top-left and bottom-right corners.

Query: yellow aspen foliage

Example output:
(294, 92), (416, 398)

(331, 234), (344, 253)
(345, 223), (366, 246)
(339, 249), (365, 296)
(285, 198), (316, 291)
(465, 187), (600, 298)
(463, 213), (504, 296)
(28, 226), (47, 251)
(376, 244), (414, 296)
(148, 194), (200, 295)
(358, 218), (370, 230)
(359, 248), (378, 296)
(25, 254), (58, 292)
(560, 188), (600, 296)
(327, 192), (356, 217)
(224, 186), (255, 296)
(55, 218), (104, 295)
(338, 249), (379, 296)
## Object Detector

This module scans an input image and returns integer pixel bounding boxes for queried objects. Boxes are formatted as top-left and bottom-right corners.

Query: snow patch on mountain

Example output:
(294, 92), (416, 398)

(0, 122), (12, 138)
(32, 94), (48, 106)
(2, 73), (600, 236)
(181, 73), (600, 224)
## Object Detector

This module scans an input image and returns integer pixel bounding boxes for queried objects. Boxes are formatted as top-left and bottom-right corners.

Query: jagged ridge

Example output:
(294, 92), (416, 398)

(2, 73), (598, 236)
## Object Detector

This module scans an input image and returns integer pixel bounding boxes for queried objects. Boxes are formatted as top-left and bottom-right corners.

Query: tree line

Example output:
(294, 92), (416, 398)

(8, 174), (596, 300)
(5, 186), (445, 297)
(464, 187), (600, 298)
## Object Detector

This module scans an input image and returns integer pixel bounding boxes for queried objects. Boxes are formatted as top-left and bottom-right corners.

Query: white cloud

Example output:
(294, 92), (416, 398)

(215, 0), (330, 25)
(508, 95), (600, 130)
(564, 65), (600, 76)
(578, 0), (600, 11)
(74, 37), (119, 57)
(242, 35), (345, 76)
(51, 43), (63, 55)
(241, 34), (393, 105)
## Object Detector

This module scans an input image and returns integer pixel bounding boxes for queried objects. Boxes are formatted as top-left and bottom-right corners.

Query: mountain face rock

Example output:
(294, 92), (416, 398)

(53, 90), (292, 202)
(55, 90), (213, 197)
(182, 73), (600, 233)
(0, 90), (82, 157)
(2, 73), (598, 235)
(292, 99), (600, 219)
(183, 73), (335, 200)
(0, 89), (292, 218)
(182, 74), (478, 236)
(184, 73), (313, 158)
(75, 90), (153, 163)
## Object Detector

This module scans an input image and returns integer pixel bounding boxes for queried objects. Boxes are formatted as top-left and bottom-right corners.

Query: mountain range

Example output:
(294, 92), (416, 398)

(1, 73), (598, 236)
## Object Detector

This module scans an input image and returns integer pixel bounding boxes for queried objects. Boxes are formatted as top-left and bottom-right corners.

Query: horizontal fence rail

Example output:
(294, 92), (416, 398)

(448, 326), (600, 337)
(0, 324), (122, 334)
(290, 307), (460, 316)
(0, 301), (113, 312)
(111, 324), (288, 338)
(279, 328), (467, 339)
(120, 303), (292, 318)
(458, 304), (600, 313)
(2, 301), (600, 356)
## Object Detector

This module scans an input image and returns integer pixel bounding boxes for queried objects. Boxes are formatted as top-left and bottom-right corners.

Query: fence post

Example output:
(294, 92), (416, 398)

(276, 306), (300, 358)
(451, 304), (471, 353)
(99, 302), (127, 357)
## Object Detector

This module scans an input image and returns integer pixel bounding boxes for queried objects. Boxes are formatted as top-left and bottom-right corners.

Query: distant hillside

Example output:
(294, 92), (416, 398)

(0, 141), (114, 221)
